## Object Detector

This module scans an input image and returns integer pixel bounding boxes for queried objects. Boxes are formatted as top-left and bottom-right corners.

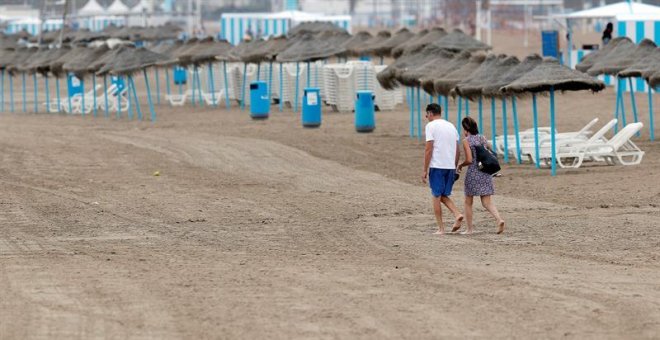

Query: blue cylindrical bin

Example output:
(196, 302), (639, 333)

(355, 90), (375, 132)
(173, 66), (187, 85)
(302, 87), (321, 128)
(250, 81), (269, 119)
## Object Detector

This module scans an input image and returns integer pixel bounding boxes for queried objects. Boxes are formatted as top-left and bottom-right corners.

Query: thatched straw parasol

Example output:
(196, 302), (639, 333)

(0, 35), (18, 49)
(240, 35), (288, 63)
(8, 47), (42, 74)
(618, 47), (660, 78)
(22, 47), (66, 75)
(0, 48), (24, 72)
(352, 30), (390, 56)
(63, 44), (111, 78)
(288, 22), (347, 37)
(575, 37), (631, 73)
(649, 71), (660, 88)
(365, 28), (414, 57)
(174, 38), (234, 65)
(97, 46), (168, 75)
(419, 51), (473, 95)
(435, 53), (493, 97)
(502, 57), (605, 94)
(48, 45), (86, 77)
(376, 44), (448, 90)
(586, 38), (645, 76)
(342, 31), (372, 56)
(397, 48), (456, 88)
(432, 29), (491, 52)
(227, 38), (261, 62)
(480, 54), (543, 98)
(392, 27), (447, 58)
(156, 38), (200, 66)
(276, 32), (346, 62)
(390, 29), (429, 58)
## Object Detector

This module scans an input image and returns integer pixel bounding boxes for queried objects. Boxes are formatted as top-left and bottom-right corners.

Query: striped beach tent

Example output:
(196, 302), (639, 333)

(616, 13), (660, 92)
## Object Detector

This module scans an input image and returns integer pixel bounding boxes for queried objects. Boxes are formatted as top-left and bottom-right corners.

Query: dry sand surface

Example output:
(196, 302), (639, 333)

(1, 71), (660, 338)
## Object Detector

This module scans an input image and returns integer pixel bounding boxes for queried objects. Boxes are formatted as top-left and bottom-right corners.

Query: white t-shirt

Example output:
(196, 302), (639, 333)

(425, 119), (459, 169)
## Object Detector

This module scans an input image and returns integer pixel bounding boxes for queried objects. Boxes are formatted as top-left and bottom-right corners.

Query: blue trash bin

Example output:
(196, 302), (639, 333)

(302, 87), (321, 128)
(173, 66), (187, 85)
(355, 90), (375, 132)
(250, 81), (269, 119)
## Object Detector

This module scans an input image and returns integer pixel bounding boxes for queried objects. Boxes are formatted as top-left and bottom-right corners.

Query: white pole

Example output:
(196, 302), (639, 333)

(188, 0), (193, 36)
(476, 0), (482, 41)
(523, 2), (528, 47)
(487, 8), (492, 46)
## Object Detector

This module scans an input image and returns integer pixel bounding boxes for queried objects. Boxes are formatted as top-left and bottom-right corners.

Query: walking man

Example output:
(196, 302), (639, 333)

(421, 103), (464, 234)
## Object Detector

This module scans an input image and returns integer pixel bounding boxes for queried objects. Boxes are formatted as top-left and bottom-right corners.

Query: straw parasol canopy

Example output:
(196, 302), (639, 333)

(97, 46), (168, 75)
(342, 31), (372, 56)
(480, 54), (543, 98)
(649, 71), (660, 88)
(420, 51), (473, 95)
(376, 44), (449, 90)
(8, 47), (43, 74)
(432, 29), (491, 52)
(618, 47), (660, 78)
(434, 53), (490, 97)
(398, 48), (456, 88)
(276, 32), (346, 62)
(390, 29), (429, 58)
(586, 38), (642, 76)
(454, 54), (520, 99)
(288, 22), (347, 37)
(0, 35), (18, 49)
(316, 30), (352, 57)
(575, 37), (631, 73)
(156, 37), (201, 66)
(63, 44), (111, 78)
(352, 30), (391, 56)
(240, 35), (289, 63)
(501, 57), (605, 95)
(0, 48), (26, 72)
(365, 28), (414, 57)
(22, 46), (66, 75)
(174, 38), (234, 65)
(392, 27), (447, 58)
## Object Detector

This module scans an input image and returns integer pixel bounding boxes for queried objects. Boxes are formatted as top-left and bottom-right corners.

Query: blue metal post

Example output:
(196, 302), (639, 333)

(478, 96), (483, 131)
(92, 74), (97, 117)
(491, 96), (497, 152)
(208, 62), (216, 107)
(268, 61), (273, 102)
(223, 61), (231, 109)
(408, 88), (414, 137)
(81, 78), (85, 117)
(279, 63), (283, 112)
(457, 96), (463, 137)
(614, 77), (621, 133)
(33, 73), (38, 113)
(306, 61), (311, 88)
(130, 76), (143, 120)
(550, 88), (557, 176)
(464, 97), (469, 117)
(44, 74), (50, 113)
(9, 74), (14, 113)
(56, 76), (61, 112)
(532, 94), (540, 168)
(294, 62), (300, 112)
(241, 63), (247, 110)
(103, 75), (109, 117)
(619, 79), (627, 128)
(143, 69), (156, 121)
(502, 98), (509, 163)
(165, 67), (171, 106)
(512, 97), (522, 164)
(649, 86), (655, 141)
(195, 66), (203, 106)
(628, 77), (639, 136)
(22, 72), (26, 113)
(116, 76), (122, 119)
(416, 87), (422, 140)
(0, 69), (4, 112)
(256, 63), (261, 81)
(154, 67), (161, 105)
(191, 67), (197, 107)
(126, 75), (134, 119)
(444, 95), (449, 122)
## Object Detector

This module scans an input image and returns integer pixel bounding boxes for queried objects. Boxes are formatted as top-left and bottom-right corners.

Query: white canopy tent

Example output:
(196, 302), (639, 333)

(78, 0), (105, 16)
(554, 1), (660, 19)
(107, 0), (130, 15)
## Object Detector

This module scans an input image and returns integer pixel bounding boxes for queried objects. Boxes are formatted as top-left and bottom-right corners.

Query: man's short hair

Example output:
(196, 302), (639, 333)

(426, 103), (442, 116)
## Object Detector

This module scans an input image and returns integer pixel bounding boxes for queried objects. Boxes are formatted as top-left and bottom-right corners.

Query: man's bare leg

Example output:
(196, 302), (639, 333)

(440, 196), (464, 232)
(481, 195), (505, 234)
(432, 196), (444, 234)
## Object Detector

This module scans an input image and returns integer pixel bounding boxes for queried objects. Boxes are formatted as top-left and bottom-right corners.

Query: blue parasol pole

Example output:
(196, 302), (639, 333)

(103, 75), (109, 117)
(478, 96), (483, 131)
(457, 96), (463, 137)
(165, 67), (171, 106)
(501, 98), (509, 163)
(614, 77), (621, 133)
(295, 62), (300, 112)
(44, 74), (50, 113)
(408, 87), (414, 137)
(306, 61), (310, 88)
(490, 96), (497, 152)
(195, 66), (203, 106)
(208, 62), (216, 107)
(116, 75), (122, 119)
(81, 77), (85, 117)
(241, 63), (247, 110)
(154, 67), (161, 105)
(465, 97), (469, 117)
(22, 72), (26, 113)
(126, 75), (134, 119)
(143, 69), (156, 121)
(0, 69), (4, 112)
(130, 76), (143, 120)
(177, 67), (183, 97)
(619, 78), (627, 128)
(92, 74), (97, 117)
(256, 62), (261, 81)
(550, 87), (557, 176)
(279, 63), (283, 112)
(416, 87), (422, 140)
(32, 73), (38, 113)
(512, 96), (522, 164)
(649, 86), (655, 141)
(223, 61), (231, 109)
(268, 61), (273, 102)
(191, 67), (197, 107)
(532, 94), (540, 168)
(444, 95), (449, 122)
(628, 77), (639, 136)
(67, 75), (73, 115)
(56, 76), (61, 112)
(9, 74), (14, 113)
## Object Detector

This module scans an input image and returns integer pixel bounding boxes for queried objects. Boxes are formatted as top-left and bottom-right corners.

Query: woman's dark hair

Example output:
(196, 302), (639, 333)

(462, 116), (479, 135)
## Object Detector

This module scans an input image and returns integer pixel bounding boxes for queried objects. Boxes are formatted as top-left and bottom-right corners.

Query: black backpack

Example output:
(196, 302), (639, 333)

(474, 138), (501, 175)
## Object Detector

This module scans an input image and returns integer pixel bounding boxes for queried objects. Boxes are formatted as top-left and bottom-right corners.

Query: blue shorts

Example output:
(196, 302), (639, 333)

(428, 168), (456, 197)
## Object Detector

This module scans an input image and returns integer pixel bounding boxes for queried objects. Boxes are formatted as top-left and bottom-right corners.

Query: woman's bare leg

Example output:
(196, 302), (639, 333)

(463, 196), (474, 234)
(481, 195), (505, 234)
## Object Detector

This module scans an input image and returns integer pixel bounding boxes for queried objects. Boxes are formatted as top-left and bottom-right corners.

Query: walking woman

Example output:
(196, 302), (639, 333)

(456, 117), (505, 234)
